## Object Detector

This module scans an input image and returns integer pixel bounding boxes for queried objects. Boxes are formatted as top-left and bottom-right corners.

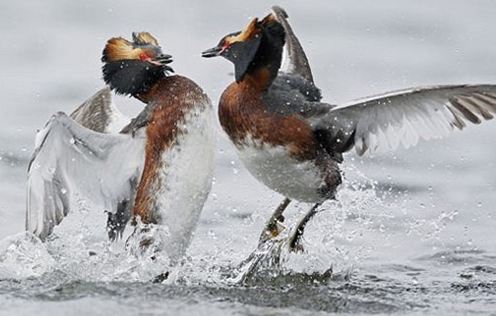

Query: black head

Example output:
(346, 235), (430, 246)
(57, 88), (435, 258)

(202, 14), (285, 83)
(102, 32), (174, 97)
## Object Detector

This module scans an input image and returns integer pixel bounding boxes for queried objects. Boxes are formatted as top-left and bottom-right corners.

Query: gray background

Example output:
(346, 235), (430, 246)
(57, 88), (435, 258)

(0, 1), (495, 314)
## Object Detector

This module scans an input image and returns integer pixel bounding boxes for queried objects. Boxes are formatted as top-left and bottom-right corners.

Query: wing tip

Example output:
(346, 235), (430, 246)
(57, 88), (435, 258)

(270, 5), (314, 83)
(271, 5), (289, 19)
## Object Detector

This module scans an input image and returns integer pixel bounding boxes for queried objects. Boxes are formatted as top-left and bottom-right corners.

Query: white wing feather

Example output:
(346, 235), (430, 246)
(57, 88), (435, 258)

(321, 85), (496, 155)
(26, 113), (145, 239)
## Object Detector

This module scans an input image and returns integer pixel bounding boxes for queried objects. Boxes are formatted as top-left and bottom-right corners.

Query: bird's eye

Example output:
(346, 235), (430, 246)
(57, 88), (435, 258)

(221, 42), (230, 53)
(139, 52), (151, 61)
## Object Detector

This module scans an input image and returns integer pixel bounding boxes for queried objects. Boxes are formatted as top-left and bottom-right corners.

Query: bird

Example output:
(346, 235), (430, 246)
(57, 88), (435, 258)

(26, 32), (215, 260)
(202, 6), (496, 254)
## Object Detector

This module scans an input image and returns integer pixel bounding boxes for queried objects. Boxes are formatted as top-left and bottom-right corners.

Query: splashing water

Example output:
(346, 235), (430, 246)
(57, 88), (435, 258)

(0, 167), (385, 284)
(2, 155), (494, 315)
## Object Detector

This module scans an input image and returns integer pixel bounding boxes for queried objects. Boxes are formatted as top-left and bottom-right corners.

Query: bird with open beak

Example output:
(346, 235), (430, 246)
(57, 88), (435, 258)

(202, 6), (496, 267)
(27, 32), (215, 261)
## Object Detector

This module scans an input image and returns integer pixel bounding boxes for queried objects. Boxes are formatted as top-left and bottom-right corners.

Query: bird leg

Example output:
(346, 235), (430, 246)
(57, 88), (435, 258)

(258, 198), (291, 244)
(288, 202), (322, 252)
(106, 199), (131, 241)
(237, 202), (324, 282)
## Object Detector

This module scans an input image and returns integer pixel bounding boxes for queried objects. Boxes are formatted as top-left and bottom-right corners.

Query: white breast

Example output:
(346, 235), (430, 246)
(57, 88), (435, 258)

(153, 102), (215, 259)
(236, 136), (326, 203)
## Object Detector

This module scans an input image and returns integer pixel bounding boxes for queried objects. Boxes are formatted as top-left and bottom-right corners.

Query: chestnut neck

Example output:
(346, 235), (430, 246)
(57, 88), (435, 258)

(135, 76), (172, 103)
(239, 67), (275, 92)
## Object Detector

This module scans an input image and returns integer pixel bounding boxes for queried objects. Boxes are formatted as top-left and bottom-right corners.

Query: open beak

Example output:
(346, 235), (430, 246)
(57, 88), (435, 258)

(149, 54), (174, 73)
(151, 53), (173, 65)
(201, 46), (222, 58)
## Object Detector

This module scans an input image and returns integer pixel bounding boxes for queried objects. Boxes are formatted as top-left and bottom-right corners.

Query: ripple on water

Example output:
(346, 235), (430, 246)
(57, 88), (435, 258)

(416, 249), (487, 265)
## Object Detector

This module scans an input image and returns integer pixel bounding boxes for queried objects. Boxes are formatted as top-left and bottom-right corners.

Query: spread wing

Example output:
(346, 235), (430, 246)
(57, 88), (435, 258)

(26, 113), (145, 240)
(120, 102), (156, 134)
(70, 86), (130, 133)
(264, 6), (324, 115)
(316, 85), (496, 155)
(271, 5), (314, 83)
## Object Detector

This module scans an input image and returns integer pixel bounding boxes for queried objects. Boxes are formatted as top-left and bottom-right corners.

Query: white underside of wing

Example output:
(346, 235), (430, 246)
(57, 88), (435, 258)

(280, 44), (293, 75)
(26, 113), (145, 239)
(352, 97), (453, 154)
(327, 85), (496, 155)
(104, 99), (131, 133)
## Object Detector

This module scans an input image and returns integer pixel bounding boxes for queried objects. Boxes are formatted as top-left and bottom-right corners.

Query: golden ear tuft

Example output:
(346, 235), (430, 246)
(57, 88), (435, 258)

(132, 32), (160, 46)
(261, 13), (276, 25)
(102, 37), (142, 62)
(226, 18), (261, 44)
(239, 18), (260, 41)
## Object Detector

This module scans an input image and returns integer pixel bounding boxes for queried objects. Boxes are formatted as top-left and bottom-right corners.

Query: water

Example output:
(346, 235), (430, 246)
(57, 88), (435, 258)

(1, 1), (496, 315)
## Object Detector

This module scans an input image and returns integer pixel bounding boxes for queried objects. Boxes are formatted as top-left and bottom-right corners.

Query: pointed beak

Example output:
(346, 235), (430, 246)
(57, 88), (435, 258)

(201, 46), (222, 58)
(151, 54), (173, 65)
(148, 54), (174, 73)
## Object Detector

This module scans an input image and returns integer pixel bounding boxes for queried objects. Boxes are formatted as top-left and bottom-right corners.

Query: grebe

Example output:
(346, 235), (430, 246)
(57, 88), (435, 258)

(27, 32), (214, 259)
(202, 7), (496, 253)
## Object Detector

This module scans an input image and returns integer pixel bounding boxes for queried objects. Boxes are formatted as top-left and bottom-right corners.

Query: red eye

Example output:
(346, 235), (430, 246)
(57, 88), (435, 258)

(221, 43), (230, 53)
(139, 52), (150, 61)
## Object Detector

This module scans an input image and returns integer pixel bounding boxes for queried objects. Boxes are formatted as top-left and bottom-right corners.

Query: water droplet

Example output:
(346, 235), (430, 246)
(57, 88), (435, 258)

(379, 224), (386, 232)
(208, 229), (217, 239)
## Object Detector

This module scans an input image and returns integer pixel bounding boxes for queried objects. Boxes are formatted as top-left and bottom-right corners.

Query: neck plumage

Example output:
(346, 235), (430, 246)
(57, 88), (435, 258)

(241, 67), (275, 92)
(102, 60), (166, 99)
